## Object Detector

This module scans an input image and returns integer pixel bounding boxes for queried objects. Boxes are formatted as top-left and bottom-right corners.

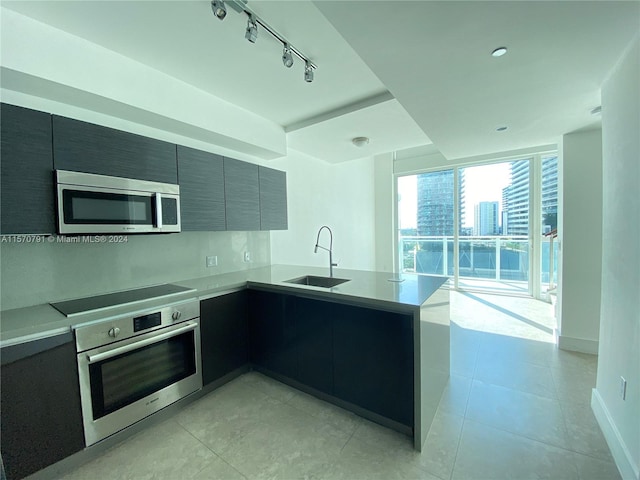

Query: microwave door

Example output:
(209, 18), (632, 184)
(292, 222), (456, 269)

(58, 185), (156, 234)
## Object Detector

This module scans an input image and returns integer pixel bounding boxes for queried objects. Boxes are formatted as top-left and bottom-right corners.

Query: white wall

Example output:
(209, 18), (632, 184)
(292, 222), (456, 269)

(374, 153), (395, 272)
(592, 34), (640, 480)
(557, 129), (603, 354)
(269, 150), (376, 272)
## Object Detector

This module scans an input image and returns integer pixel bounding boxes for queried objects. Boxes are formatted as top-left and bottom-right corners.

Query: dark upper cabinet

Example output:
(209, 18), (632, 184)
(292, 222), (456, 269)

(177, 146), (226, 231)
(259, 166), (288, 230)
(200, 291), (248, 386)
(52, 116), (177, 184)
(1, 338), (85, 480)
(0, 103), (55, 234)
(333, 305), (414, 427)
(224, 158), (260, 231)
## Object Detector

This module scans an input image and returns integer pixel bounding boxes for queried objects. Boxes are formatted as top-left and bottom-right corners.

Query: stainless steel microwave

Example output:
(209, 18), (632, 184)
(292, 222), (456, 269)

(56, 170), (181, 234)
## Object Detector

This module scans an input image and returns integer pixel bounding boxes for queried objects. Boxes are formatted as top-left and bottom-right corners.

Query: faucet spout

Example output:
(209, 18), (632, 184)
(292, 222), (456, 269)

(314, 226), (338, 277)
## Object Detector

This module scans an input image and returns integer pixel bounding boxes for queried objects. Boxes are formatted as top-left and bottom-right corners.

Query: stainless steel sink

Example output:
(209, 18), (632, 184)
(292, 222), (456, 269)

(285, 275), (350, 288)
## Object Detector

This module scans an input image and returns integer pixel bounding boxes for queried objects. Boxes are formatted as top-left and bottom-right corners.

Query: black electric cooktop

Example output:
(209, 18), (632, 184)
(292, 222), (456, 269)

(51, 284), (195, 317)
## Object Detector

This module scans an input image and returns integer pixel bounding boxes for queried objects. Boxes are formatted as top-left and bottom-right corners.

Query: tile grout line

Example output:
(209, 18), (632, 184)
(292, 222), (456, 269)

(174, 418), (250, 480)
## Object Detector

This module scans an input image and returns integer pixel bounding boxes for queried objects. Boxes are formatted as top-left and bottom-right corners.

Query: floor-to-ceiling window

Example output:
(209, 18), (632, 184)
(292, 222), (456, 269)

(540, 155), (559, 296)
(457, 160), (530, 294)
(396, 152), (557, 299)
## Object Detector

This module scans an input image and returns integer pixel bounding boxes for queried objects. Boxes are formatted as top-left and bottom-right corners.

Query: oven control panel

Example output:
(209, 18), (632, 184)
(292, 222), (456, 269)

(134, 312), (161, 332)
(74, 299), (199, 352)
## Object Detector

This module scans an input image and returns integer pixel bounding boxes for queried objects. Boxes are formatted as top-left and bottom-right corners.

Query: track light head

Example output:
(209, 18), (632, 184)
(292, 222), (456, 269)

(245, 15), (258, 43)
(282, 44), (294, 68)
(211, 0), (227, 20)
(304, 61), (314, 83)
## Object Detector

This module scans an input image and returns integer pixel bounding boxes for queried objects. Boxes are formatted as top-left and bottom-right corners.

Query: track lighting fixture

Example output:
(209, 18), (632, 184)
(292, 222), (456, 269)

(210, 1), (317, 83)
(304, 61), (314, 83)
(211, 0), (227, 20)
(245, 15), (257, 43)
(282, 44), (294, 68)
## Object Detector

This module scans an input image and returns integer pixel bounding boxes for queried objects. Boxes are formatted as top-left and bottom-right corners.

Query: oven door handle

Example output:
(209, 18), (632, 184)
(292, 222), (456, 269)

(86, 322), (197, 364)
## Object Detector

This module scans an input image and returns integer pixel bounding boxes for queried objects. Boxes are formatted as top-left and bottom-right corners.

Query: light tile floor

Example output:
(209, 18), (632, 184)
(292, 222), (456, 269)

(57, 291), (619, 480)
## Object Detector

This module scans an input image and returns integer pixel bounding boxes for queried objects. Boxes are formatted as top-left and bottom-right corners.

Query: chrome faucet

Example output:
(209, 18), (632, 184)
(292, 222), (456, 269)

(314, 225), (338, 277)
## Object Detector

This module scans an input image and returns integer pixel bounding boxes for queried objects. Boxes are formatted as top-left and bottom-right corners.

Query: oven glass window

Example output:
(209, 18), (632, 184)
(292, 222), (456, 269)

(88, 332), (196, 420)
(63, 189), (154, 225)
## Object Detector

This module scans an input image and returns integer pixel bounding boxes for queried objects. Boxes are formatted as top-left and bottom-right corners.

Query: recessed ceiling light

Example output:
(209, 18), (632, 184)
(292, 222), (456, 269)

(352, 137), (370, 147)
(496, 126), (508, 132)
(491, 47), (508, 57)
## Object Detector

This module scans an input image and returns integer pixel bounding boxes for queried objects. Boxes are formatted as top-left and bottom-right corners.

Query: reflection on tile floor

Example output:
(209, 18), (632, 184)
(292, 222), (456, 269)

(58, 292), (619, 480)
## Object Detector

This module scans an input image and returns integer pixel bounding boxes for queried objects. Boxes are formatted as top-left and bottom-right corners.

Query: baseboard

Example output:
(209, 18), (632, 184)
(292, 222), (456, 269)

(558, 334), (599, 354)
(591, 389), (640, 480)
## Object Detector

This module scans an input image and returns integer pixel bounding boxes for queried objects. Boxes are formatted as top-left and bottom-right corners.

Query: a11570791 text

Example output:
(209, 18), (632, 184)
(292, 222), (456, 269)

(1, 235), (129, 244)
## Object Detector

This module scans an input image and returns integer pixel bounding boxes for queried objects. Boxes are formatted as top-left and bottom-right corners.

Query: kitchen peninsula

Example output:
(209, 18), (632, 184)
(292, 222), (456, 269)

(1, 265), (449, 479)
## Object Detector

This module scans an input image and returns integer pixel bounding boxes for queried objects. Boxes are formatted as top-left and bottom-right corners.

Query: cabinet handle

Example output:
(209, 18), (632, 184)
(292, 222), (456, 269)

(87, 322), (197, 364)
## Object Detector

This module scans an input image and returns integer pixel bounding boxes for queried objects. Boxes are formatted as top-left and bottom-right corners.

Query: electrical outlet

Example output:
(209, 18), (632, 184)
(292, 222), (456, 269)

(620, 376), (627, 400)
(206, 255), (218, 267)
(244, 251), (251, 263)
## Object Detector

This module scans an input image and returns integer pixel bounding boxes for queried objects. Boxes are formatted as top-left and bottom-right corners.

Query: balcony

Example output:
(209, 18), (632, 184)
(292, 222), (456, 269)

(399, 235), (557, 295)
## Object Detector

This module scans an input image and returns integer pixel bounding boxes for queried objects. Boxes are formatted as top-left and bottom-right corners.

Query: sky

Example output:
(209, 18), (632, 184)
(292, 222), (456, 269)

(398, 162), (512, 230)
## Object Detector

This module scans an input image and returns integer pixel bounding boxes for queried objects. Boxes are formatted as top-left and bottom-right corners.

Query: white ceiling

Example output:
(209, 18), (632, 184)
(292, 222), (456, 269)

(2, 0), (639, 163)
(315, 0), (640, 160)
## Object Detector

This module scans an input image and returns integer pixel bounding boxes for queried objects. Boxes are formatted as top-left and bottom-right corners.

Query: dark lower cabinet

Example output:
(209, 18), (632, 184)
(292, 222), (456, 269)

(249, 289), (413, 426)
(248, 290), (298, 380)
(0, 339), (85, 480)
(0, 103), (55, 234)
(294, 297), (333, 395)
(200, 291), (249, 386)
(333, 306), (414, 427)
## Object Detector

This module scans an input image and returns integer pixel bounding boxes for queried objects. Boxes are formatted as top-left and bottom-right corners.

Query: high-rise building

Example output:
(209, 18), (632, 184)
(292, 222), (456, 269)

(505, 160), (530, 235)
(473, 201), (499, 235)
(416, 170), (465, 236)
(502, 156), (558, 235)
(541, 155), (558, 233)
(502, 185), (512, 234)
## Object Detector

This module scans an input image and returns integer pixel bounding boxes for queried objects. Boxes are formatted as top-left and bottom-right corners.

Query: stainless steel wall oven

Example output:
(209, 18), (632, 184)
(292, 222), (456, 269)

(74, 300), (201, 446)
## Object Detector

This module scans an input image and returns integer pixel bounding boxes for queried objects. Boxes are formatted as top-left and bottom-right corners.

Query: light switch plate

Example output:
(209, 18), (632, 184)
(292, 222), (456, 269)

(206, 255), (218, 267)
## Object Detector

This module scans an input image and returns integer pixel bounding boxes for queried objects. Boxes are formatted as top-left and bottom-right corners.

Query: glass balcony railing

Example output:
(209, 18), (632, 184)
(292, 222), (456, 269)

(399, 235), (532, 282)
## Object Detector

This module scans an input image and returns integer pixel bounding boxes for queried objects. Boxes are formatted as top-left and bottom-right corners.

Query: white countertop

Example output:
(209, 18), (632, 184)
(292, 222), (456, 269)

(0, 265), (448, 346)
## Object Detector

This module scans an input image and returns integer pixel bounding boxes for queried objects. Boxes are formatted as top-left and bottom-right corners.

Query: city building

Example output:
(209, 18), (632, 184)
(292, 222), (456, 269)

(473, 201), (499, 235)
(416, 170), (465, 236)
(505, 160), (530, 235)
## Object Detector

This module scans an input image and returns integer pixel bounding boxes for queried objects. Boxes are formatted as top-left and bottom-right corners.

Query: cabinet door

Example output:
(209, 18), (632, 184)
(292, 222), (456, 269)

(177, 146), (226, 231)
(0, 339), (85, 480)
(200, 291), (248, 386)
(248, 290), (297, 379)
(294, 297), (333, 394)
(52, 116), (177, 184)
(0, 104), (55, 234)
(224, 158), (260, 231)
(259, 166), (288, 230)
(333, 306), (414, 427)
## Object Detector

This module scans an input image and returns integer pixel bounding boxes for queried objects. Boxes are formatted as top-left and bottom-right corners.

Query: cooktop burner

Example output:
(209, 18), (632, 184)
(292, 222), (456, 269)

(51, 284), (195, 317)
